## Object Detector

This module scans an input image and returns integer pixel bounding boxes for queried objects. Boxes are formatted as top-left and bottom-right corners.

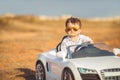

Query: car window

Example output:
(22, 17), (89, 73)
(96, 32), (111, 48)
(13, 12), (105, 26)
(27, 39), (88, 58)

(67, 43), (115, 59)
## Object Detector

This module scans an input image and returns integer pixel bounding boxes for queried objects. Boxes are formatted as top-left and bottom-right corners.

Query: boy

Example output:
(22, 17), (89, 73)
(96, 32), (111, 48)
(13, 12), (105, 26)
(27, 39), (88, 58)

(56, 17), (93, 54)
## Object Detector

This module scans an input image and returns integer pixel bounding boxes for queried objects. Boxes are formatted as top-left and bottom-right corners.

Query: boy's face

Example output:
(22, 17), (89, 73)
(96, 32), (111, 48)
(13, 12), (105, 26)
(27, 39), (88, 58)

(65, 23), (81, 37)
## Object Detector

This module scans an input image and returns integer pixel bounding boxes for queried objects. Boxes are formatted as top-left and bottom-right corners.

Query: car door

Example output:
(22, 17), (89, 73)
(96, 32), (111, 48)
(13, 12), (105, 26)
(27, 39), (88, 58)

(47, 55), (64, 80)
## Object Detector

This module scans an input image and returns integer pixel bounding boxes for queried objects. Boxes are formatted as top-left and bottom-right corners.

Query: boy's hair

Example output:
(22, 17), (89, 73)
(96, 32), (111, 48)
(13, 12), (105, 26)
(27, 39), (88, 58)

(65, 17), (81, 28)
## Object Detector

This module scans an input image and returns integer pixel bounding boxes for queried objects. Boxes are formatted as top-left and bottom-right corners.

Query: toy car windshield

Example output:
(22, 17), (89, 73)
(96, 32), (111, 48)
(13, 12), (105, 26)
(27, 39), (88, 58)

(67, 43), (115, 59)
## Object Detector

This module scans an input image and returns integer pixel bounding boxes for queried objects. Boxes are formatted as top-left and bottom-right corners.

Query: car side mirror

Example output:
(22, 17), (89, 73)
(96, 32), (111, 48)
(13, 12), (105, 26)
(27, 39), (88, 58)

(113, 48), (120, 56)
(56, 51), (67, 60)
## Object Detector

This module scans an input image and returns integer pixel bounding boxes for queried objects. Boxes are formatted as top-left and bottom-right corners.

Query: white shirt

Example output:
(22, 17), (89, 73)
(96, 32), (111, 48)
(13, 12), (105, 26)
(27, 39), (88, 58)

(60, 34), (93, 53)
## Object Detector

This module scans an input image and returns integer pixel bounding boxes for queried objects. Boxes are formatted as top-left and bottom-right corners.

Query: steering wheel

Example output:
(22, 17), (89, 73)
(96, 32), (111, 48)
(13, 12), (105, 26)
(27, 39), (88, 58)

(74, 42), (91, 53)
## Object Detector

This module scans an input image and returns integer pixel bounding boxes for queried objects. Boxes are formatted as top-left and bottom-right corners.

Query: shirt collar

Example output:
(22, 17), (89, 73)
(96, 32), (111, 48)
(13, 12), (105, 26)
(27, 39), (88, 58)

(67, 34), (80, 43)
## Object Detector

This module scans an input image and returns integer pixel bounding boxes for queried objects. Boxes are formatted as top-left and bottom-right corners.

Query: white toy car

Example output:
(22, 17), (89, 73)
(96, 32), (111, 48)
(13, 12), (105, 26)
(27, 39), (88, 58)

(35, 43), (120, 80)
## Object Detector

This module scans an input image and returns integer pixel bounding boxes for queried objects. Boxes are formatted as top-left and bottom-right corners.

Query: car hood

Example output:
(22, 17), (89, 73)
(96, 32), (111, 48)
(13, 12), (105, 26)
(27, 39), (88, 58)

(68, 56), (120, 70)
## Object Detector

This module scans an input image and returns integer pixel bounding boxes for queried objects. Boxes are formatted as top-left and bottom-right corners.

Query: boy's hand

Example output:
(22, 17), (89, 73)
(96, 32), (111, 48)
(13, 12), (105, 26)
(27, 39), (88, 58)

(117, 54), (120, 57)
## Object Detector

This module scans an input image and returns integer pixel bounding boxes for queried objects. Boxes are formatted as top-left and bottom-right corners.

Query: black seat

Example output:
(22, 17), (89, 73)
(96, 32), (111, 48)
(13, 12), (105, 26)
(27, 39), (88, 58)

(56, 36), (67, 52)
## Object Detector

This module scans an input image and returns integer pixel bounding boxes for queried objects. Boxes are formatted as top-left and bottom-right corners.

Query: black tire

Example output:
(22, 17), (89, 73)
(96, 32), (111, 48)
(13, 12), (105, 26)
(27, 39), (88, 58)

(36, 61), (46, 80)
(62, 69), (75, 80)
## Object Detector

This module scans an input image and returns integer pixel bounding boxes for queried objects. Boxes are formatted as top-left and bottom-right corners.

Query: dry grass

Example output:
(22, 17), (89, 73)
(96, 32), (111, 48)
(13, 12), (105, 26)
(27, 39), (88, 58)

(0, 15), (120, 80)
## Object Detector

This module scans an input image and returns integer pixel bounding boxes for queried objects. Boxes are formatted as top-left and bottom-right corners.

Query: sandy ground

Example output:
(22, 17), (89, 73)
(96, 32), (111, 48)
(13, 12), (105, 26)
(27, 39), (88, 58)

(0, 16), (120, 80)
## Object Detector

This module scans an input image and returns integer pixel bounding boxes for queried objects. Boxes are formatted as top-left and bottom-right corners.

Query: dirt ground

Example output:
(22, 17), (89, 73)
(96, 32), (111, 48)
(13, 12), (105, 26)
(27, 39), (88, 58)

(0, 15), (120, 80)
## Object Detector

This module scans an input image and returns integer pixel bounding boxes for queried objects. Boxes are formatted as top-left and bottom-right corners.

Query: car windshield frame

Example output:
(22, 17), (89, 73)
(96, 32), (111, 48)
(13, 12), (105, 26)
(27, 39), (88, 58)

(67, 43), (115, 59)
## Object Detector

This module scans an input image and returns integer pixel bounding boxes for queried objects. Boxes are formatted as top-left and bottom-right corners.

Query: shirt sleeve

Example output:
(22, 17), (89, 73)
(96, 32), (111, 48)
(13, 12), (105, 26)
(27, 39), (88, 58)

(81, 35), (93, 43)
(86, 36), (93, 43)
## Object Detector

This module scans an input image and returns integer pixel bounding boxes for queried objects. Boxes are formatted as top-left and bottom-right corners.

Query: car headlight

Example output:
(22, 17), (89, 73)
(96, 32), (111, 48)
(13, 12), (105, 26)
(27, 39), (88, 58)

(78, 68), (97, 74)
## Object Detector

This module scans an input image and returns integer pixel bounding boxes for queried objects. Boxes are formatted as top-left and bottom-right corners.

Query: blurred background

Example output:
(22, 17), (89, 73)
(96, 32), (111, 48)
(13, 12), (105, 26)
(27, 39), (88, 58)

(0, 1), (120, 80)
(0, 0), (120, 18)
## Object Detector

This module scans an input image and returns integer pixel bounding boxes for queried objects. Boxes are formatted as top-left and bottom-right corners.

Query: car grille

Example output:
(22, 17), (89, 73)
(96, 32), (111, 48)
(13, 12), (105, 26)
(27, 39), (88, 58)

(100, 68), (120, 80)
(80, 74), (100, 80)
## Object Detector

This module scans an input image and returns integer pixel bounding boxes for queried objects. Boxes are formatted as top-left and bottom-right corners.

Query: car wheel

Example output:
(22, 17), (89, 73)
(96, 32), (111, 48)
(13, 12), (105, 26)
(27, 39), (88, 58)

(36, 61), (46, 80)
(62, 69), (74, 80)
